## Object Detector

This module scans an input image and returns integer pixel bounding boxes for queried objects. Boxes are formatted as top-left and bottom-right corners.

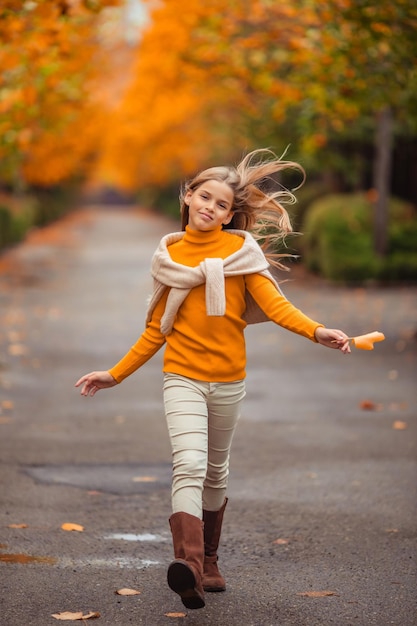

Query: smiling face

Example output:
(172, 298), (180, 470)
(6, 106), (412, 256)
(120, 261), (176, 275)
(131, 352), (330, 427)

(184, 179), (234, 231)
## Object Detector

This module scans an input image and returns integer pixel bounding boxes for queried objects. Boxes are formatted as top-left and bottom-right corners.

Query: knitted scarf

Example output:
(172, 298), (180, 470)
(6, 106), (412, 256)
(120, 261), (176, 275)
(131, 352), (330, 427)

(146, 229), (285, 336)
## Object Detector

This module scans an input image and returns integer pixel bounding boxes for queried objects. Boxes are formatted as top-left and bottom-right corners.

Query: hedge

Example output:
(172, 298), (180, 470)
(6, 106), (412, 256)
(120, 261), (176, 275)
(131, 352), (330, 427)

(302, 192), (417, 283)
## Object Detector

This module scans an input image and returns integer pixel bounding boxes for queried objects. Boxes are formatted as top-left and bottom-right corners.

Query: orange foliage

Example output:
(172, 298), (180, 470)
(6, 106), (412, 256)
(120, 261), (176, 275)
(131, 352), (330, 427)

(94, 0), (318, 191)
(3, 1), (415, 191)
(0, 0), (121, 187)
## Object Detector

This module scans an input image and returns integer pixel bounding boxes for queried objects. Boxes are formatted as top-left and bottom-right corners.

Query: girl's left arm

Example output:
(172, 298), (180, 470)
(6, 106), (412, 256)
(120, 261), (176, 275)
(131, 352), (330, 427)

(246, 274), (350, 353)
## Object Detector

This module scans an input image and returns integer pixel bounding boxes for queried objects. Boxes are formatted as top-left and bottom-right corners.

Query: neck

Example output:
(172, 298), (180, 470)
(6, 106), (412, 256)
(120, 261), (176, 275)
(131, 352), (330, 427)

(184, 225), (223, 244)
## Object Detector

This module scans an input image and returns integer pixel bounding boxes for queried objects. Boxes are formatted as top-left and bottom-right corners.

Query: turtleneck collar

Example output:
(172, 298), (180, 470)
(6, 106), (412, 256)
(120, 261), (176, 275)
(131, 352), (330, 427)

(183, 224), (223, 245)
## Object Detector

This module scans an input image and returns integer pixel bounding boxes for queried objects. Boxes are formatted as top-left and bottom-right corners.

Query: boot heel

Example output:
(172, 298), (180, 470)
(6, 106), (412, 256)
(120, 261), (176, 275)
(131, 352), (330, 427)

(168, 560), (205, 609)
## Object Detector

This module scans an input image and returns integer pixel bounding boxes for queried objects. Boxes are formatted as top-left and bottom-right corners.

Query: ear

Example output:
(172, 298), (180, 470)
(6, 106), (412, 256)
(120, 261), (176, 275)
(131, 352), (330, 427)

(184, 190), (193, 206)
(222, 211), (234, 226)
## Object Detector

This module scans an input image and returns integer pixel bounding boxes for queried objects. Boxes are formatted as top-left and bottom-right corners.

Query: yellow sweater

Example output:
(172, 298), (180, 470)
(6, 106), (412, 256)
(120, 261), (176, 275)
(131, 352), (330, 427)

(109, 226), (322, 383)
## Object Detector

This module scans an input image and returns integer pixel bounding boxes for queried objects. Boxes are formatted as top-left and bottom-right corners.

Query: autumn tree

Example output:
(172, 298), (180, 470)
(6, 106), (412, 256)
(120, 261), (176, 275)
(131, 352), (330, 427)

(297, 0), (417, 256)
(88, 0), (417, 256)
(94, 0), (318, 191)
(0, 0), (121, 190)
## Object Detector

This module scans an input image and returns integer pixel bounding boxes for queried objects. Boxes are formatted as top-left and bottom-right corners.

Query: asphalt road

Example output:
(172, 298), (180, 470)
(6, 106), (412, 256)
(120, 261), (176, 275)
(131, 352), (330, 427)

(0, 205), (416, 626)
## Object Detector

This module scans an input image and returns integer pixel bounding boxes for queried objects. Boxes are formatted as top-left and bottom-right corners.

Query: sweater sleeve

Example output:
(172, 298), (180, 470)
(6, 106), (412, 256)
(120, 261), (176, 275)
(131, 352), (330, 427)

(108, 291), (168, 383)
(245, 273), (323, 341)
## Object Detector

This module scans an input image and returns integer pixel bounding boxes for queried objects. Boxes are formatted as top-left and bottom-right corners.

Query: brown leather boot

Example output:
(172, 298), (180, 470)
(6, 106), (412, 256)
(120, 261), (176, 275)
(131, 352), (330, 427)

(202, 498), (227, 592)
(167, 512), (205, 609)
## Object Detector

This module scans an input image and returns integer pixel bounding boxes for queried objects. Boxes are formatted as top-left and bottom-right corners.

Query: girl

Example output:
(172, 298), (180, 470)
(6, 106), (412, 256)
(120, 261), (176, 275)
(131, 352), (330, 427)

(75, 149), (350, 610)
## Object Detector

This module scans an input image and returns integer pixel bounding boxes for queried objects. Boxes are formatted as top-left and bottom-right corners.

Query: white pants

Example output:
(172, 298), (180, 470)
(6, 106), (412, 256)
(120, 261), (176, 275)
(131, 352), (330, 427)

(163, 373), (246, 519)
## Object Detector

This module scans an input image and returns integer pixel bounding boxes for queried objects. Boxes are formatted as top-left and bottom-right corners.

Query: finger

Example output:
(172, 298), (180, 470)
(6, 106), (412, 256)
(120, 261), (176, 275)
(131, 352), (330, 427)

(75, 374), (93, 387)
(82, 382), (93, 396)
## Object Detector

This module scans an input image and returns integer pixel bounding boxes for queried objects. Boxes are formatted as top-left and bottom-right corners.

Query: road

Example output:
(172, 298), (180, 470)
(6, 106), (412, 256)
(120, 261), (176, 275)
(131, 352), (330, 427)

(0, 205), (416, 625)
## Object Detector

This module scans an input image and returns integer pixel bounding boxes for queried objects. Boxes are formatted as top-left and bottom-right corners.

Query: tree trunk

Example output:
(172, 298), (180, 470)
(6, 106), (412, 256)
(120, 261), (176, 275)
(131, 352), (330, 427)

(373, 107), (393, 257)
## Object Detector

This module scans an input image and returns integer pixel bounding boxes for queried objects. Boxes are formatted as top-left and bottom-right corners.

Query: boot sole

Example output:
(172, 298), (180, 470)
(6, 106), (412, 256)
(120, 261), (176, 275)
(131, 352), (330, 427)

(203, 584), (226, 592)
(167, 560), (205, 610)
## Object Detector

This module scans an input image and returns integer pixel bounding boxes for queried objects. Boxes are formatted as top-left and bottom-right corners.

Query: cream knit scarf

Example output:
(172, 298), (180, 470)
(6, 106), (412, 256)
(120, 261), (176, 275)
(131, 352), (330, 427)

(146, 229), (285, 336)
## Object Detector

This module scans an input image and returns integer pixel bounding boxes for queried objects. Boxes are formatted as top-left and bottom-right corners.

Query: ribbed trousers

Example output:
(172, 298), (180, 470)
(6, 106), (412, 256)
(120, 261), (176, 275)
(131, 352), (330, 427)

(163, 373), (246, 518)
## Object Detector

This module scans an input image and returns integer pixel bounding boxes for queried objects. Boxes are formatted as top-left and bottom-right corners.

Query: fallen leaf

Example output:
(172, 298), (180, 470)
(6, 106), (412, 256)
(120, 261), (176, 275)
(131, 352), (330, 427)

(297, 590), (338, 597)
(51, 611), (100, 621)
(164, 613), (187, 618)
(61, 523), (84, 532)
(1, 400), (14, 409)
(8, 343), (28, 356)
(132, 476), (157, 483)
(392, 421), (407, 430)
(273, 538), (289, 545)
(351, 331), (385, 350)
(7, 523), (28, 529)
(359, 400), (378, 411)
(115, 588), (141, 596)
(0, 417), (13, 424)
(386, 528), (399, 533)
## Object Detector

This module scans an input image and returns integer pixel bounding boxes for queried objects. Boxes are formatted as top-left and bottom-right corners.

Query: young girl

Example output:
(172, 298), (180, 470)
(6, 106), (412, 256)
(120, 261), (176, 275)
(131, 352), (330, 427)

(75, 149), (350, 610)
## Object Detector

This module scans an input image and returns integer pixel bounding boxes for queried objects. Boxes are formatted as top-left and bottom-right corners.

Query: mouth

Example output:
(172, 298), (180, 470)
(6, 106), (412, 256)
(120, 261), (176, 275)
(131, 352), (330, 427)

(199, 212), (212, 221)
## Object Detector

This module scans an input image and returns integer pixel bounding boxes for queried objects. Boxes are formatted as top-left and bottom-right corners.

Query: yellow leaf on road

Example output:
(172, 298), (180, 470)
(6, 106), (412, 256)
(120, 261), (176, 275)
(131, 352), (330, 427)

(51, 611), (100, 620)
(297, 590), (338, 597)
(115, 588), (141, 596)
(61, 523), (84, 532)
(8, 344), (28, 356)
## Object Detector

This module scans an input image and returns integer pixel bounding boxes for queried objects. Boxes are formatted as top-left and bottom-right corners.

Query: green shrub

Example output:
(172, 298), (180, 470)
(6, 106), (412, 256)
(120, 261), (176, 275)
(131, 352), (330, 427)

(0, 185), (78, 252)
(138, 185), (180, 221)
(289, 180), (329, 232)
(0, 196), (38, 250)
(32, 185), (77, 227)
(302, 193), (417, 283)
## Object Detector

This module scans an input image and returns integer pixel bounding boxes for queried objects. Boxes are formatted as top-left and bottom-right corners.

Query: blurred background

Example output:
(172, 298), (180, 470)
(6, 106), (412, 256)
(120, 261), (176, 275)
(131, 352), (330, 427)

(1, 0), (416, 283)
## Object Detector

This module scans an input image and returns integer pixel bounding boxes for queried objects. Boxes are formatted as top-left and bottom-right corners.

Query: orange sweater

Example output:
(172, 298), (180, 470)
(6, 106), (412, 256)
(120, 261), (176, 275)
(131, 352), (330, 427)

(109, 227), (322, 383)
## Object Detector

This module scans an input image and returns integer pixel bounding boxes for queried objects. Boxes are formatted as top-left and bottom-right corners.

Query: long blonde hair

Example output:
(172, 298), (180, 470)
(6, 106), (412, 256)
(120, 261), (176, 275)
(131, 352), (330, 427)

(180, 148), (304, 269)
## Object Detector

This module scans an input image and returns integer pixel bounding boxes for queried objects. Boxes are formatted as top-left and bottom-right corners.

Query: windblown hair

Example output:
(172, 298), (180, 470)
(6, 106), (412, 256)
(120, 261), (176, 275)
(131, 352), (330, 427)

(179, 148), (305, 269)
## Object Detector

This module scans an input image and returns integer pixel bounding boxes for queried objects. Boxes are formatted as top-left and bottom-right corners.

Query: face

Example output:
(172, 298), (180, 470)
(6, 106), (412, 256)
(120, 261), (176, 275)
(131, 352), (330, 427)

(184, 179), (234, 231)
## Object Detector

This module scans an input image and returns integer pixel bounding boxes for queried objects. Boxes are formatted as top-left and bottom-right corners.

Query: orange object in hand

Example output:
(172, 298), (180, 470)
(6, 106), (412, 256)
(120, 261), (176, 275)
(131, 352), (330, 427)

(351, 331), (385, 350)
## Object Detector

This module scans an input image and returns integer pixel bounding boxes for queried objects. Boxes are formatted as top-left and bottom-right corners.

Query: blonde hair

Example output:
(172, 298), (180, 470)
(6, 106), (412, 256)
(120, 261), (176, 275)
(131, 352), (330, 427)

(180, 148), (304, 269)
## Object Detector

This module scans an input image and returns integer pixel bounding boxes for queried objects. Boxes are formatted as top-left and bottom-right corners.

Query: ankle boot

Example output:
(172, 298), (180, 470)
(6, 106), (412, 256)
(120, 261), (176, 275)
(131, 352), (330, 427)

(202, 498), (227, 592)
(167, 512), (205, 610)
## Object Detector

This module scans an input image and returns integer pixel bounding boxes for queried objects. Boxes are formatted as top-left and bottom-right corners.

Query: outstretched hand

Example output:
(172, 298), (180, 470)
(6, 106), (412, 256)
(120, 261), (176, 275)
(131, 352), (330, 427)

(314, 327), (351, 354)
(75, 371), (118, 396)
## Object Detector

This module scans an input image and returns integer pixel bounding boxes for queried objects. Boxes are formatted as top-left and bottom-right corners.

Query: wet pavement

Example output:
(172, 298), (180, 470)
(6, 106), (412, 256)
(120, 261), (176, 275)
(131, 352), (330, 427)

(0, 205), (416, 625)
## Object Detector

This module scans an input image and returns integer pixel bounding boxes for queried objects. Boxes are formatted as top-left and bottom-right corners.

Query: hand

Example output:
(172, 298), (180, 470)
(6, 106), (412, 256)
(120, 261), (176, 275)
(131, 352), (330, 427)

(314, 327), (351, 354)
(75, 371), (118, 396)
